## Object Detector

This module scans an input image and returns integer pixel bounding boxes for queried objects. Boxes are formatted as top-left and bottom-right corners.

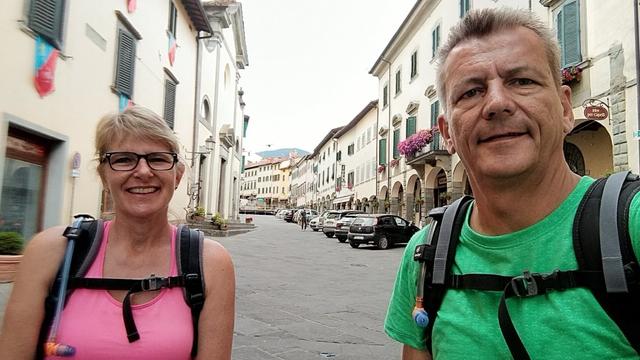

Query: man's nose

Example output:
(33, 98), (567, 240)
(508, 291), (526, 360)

(481, 82), (516, 120)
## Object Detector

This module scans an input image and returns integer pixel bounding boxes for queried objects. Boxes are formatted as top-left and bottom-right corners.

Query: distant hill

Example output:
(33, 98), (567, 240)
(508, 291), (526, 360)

(256, 148), (309, 158)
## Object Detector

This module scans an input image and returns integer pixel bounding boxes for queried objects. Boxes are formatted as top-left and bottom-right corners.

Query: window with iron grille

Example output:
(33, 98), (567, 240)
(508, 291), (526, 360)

(28, 0), (66, 49)
(114, 26), (137, 98)
(163, 78), (177, 129)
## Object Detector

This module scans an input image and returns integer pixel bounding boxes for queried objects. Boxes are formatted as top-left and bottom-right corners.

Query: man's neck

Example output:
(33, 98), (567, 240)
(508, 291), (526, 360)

(468, 168), (581, 236)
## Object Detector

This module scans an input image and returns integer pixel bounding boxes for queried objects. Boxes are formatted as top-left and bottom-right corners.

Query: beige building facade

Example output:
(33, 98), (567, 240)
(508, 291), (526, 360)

(0, 0), (248, 244)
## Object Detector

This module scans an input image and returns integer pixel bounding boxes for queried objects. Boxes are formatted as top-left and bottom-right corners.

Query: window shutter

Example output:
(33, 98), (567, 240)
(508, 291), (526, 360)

(163, 79), (177, 129)
(406, 116), (416, 137)
(29, 0), (66, 49)
(115, 28), (136, 98)
(560, 0), (581, 66)
(431, 101), (440, 149)
(393, 129), (400, 159)
(432, 25), (440, 58)
(379, 138), (387, 164)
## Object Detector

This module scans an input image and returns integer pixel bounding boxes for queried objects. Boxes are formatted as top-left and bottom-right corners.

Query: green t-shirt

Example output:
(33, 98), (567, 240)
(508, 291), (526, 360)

(384, 177), (640, 359)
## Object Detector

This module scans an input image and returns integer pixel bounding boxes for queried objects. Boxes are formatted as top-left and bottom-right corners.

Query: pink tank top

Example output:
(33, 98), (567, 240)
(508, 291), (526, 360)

(46, 221), (193, 359)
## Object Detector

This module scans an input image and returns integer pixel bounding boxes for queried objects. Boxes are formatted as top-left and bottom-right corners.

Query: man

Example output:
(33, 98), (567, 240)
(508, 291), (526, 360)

(300, 209), (308, 231)
(384, 8), (640, 359)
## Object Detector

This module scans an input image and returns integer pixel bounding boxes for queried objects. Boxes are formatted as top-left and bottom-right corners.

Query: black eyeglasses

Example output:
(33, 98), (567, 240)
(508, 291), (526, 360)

(101, 152), (178, 171)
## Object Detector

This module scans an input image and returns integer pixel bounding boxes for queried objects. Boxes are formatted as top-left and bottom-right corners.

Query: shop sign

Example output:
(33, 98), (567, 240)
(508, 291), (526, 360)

(582, 99), (609, 121)
(583, 105), (608, 121)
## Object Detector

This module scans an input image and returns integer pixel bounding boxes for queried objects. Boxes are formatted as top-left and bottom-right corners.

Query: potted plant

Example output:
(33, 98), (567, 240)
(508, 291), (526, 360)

(211, 213), (228, 230)
(377, 164), (386, 174)
(398, 128), (438, 159)
(389, 159), (400, 168)
(561, 65), (582, 85)
(0, 231), (24, 283)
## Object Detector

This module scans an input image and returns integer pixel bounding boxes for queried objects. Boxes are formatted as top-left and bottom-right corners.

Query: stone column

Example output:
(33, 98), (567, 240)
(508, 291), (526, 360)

(609, 43), (629, 172)
(405, 193), (414, 221)
(390, 197), (399, 215)
(378, 199), (386, 213)
(451, 181), (464, 202)
(423, 186), (434, 225)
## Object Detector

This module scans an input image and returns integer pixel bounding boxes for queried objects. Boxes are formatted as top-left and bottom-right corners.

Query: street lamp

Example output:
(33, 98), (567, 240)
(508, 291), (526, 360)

(186, 135), (215, 161)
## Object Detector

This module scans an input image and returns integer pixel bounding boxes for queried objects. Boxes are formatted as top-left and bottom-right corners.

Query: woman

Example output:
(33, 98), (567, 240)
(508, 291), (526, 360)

(0, 107), (235, 359)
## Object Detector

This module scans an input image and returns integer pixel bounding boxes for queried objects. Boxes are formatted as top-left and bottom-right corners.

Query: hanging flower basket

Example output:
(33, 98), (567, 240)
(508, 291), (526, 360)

(398, 128), (438, 159)
(377, 164), (386, 174)
(561, 65), (582, 85)
(389, 159), (399, 168)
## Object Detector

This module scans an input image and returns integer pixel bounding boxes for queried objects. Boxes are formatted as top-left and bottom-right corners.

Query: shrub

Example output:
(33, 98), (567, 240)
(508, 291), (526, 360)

(0, 232), (24, 255)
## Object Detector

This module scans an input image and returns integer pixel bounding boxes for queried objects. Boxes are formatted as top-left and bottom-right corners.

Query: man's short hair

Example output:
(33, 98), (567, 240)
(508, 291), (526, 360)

(435, 7), (561, 108)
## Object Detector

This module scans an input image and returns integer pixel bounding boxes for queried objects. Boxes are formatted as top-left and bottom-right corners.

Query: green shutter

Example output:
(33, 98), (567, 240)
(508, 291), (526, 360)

(432, 25), (440, 58)
(558, 1), (581, 66)
(115, 28), (137, 98)
(406, 116), (416, 137)
(431, 102), (440, 149)
(379, 138), (387, 164)
(393, 129), (400, 159)
(29, 0), (66, 49)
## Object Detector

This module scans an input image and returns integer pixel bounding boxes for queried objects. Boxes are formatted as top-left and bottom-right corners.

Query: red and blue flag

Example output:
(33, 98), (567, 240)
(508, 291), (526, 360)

(34, 36), (59, 97)
(168, 32), (177, 66)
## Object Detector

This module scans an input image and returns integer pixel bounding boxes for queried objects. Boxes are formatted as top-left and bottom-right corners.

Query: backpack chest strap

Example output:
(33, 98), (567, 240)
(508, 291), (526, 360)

(69, 275), (187, 342)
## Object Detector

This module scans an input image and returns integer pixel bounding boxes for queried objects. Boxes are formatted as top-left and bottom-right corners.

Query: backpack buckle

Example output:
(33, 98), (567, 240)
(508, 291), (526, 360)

(141, 274), (164, 291)
(510, 270), (539, 297)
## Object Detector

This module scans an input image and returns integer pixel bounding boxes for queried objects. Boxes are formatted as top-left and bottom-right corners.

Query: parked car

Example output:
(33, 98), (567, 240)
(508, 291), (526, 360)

(347, 214), (419, 249)
(334, 213), (363, 242)
(322, 210), (364, 238)
(314, 211), (330, 231)
(293, 209), (318, 223)
(309, 216), (321, 231)
(283, 209), (295, 222)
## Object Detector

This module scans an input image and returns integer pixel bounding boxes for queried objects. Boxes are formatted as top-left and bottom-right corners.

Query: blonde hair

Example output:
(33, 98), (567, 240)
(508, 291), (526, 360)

(436, 7), (561, 108)
(95, 106), (180, 160)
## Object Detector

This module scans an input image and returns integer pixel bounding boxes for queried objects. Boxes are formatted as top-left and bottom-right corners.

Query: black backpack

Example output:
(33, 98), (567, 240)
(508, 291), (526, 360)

(37, 218), (206, 358)
(413, 171), (640, 359)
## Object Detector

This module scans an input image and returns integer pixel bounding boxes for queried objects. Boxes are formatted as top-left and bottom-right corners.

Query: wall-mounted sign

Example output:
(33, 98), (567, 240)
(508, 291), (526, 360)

(584, 105), (608, 121)
(71, 152), (81, 178)
(582, 99), (609, 121)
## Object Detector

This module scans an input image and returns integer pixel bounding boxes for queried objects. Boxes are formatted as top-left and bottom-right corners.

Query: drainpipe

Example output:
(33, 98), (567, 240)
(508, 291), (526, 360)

(634, 0), (640, 171)
(381, 58), (392, 205)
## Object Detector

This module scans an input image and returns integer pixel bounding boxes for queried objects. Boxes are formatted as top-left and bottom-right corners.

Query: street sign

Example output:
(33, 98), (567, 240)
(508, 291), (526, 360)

(583, 105), (608, 121)
(633, 130), (640, 140)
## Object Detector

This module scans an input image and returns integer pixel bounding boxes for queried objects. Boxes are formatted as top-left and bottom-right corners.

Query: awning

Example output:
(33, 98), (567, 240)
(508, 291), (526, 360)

(332, 194), (353, 205)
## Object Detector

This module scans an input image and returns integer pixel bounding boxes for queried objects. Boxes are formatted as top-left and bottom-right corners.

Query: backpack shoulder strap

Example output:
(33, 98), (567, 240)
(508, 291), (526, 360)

(573, 171), (640, 352)
(37, 216), (100, 359)
(420, 196), (474, 350)
(176, 224), (205, 358)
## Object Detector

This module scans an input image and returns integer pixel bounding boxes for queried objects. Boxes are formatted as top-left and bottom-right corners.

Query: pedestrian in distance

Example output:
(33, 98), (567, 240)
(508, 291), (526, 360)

(0, 106), (235, 359)
(300, 210), (308, 231)
(385, 8), (640, 360)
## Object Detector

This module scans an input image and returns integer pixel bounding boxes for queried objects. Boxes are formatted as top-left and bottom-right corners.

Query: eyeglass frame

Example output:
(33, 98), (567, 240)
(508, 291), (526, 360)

(101, 151), (179, 171)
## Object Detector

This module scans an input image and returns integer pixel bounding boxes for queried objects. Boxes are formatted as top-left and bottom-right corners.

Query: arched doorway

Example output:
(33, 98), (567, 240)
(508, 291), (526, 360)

(434, 169), (449, 207)
(564, 142), (585, 176)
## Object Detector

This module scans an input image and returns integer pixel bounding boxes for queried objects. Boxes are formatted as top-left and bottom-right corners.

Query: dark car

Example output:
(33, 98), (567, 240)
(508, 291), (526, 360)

(283, 209), (295, 222)
(322, 210), (364, 238)
(334, 213), (362, 243)
(347, 214), (419, 249)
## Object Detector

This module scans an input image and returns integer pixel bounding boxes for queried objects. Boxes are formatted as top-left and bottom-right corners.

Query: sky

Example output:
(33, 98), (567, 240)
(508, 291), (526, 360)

(240, 0), (417, 158)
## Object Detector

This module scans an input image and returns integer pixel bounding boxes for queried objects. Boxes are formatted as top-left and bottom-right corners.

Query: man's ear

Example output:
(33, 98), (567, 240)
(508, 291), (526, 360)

(437, 114), (456, 154)
(559, 84), (575, 135)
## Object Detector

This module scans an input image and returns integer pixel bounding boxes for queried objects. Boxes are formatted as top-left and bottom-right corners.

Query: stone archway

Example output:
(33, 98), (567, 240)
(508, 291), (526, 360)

(452, 161), (469, 199)
(391, 181), (404, 216)
(378, 186), (389, 213)
(566, 119), (613, 177)
(425, 166), (447, 210)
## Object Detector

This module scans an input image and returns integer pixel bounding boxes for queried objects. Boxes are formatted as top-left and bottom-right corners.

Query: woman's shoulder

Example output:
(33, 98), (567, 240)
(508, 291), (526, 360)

(201, 239), (233, 269)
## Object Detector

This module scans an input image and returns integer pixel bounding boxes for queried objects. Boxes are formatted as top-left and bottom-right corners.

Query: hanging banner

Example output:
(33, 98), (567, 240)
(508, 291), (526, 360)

(168, 32), (177, 66)
(34, 36), (60, 98)
(127, 0), (136, 13)
(119, 94), (133, 111)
